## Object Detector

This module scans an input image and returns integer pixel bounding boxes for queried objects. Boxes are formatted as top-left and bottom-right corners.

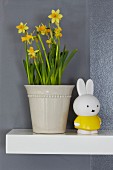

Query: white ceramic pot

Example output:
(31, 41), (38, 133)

(25, 85), (74, 134)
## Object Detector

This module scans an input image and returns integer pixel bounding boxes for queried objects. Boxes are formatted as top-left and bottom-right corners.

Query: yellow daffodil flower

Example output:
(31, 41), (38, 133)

(36, 24), (47, 35)
(46, 38), (52, 48)
(45, 28), (51, 35)
(21, 33), (34, 44)
(27, 47), (39, 59)
(46, 38), (52, 44)
(16, 22), (29, 33)
(48, 9), (63, 25)
(54, 27), (62, 38)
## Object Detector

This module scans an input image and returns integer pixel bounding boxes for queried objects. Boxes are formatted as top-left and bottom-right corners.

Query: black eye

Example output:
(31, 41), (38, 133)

(87, 105), (89, 107)
(97, 105), (99, 107)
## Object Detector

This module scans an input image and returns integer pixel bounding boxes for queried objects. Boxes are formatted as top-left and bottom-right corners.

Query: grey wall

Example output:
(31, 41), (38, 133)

(0, 0), (90, 170)
(90, 0), (113, 169)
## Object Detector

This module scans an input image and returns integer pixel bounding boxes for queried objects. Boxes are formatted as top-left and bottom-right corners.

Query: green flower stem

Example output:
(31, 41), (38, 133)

(25, 42), (31, 84)
(35, 40), (46, 84)
(58, 38), (61, 84)
(58, 38), (60, 59)
(37, 34), (50, 72)
(36, 41), (43, 62)
(34, 60), (43, 84)
(49, 22), (54, 43)
(55, 44), (58, 67)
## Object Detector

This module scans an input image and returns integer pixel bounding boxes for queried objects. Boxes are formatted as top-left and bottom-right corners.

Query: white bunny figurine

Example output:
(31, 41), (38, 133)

(73, 78), (101, 134)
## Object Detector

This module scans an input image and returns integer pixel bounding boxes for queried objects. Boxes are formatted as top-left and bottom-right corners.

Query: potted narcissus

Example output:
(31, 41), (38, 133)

(16, 9), (77, 133)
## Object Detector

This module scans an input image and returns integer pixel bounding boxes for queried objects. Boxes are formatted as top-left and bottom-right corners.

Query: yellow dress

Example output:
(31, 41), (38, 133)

(74, 116), (101, 131)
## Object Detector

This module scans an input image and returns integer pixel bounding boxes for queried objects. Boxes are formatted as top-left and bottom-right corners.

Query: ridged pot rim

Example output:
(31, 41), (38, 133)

(24, 85), (75, 88)
(24, 85), (74, 96)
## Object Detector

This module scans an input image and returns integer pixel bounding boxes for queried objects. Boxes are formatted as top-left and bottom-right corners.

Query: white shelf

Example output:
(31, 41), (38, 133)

(6, 129), (113, 155)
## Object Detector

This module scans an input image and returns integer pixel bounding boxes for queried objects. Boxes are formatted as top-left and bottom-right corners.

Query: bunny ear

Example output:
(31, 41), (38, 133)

(77, 79), (86, 96)
(86, 79), (94, 95)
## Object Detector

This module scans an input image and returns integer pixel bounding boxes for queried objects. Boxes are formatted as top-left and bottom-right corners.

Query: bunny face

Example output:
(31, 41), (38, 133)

(73, 94), (100, 116)
(73, 78), (100, 116)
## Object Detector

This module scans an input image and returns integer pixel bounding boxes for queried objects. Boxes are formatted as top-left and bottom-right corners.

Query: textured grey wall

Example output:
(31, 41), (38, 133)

(90, 0), (113, 169)
(0, 0), (90, 170)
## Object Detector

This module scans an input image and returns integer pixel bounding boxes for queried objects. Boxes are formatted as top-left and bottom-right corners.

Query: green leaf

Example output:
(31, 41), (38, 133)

(46, 67), (54, 84)
(49, 44), (56, 61)
(60, 50), (69, 66)
(41, 62), (46, 84)
(34, 61), (43, 84)
(62, 49), (78, 72)
(54, 50), (69, 80)
(29, 63), (35, 85)
(35, 73), (39, 85)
